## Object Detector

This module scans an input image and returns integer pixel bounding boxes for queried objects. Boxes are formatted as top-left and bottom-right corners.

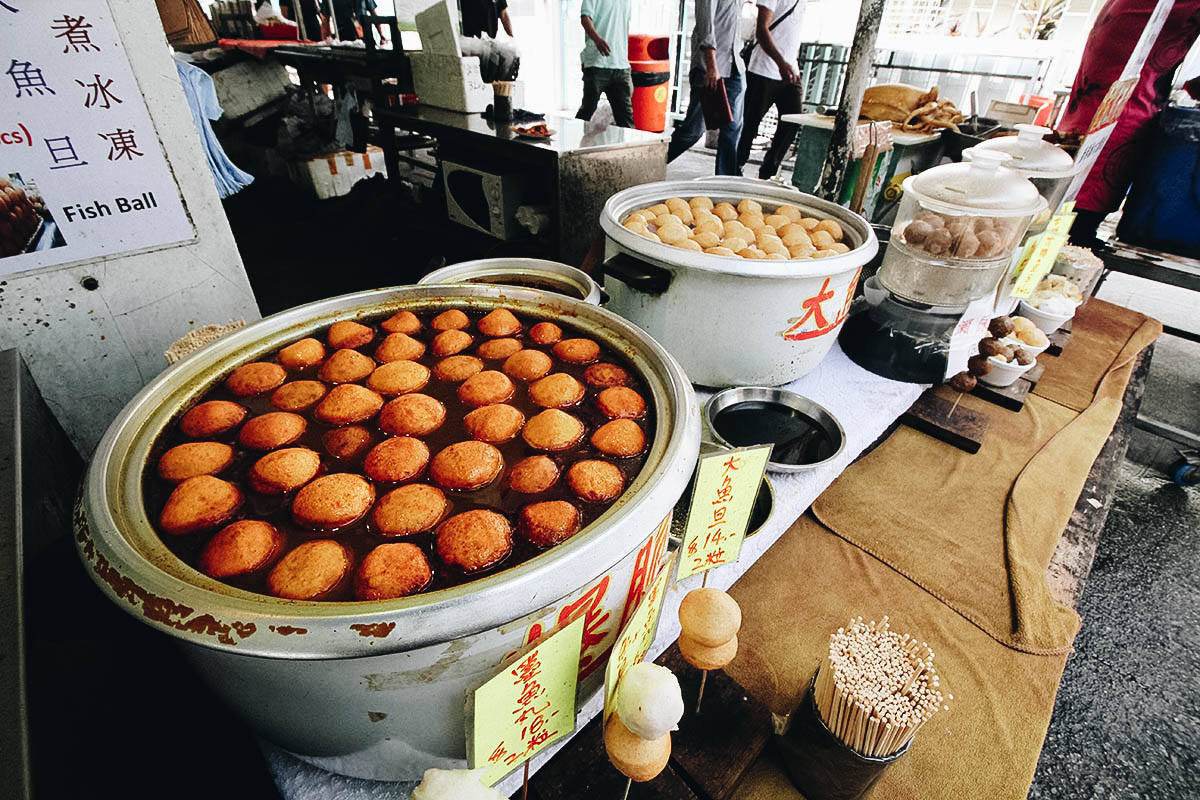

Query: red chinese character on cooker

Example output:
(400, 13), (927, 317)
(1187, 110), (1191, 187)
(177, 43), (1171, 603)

(558, 576), (612, 678)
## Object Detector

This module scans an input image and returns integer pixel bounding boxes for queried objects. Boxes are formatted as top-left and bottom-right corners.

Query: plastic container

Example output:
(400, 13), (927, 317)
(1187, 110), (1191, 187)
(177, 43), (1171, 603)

(879, 150), (1045, 307)
(965, 125), (1075, 233)
(1018, 299), (1074, 333)
(978, 355), (1036, 387)
(1051, 244), (1105, 302)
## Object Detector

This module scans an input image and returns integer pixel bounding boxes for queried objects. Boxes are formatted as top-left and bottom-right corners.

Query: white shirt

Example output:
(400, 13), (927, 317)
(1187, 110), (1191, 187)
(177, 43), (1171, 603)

(748, 0), (805, 81)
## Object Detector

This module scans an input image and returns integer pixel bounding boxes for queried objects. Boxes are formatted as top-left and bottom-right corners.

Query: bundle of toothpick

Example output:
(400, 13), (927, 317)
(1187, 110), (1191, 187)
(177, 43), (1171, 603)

(813, 616), (951, 758)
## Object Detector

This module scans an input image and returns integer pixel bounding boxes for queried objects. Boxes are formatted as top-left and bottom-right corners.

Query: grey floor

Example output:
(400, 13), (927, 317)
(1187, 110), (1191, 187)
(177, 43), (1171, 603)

(668, 146), (1200, 798)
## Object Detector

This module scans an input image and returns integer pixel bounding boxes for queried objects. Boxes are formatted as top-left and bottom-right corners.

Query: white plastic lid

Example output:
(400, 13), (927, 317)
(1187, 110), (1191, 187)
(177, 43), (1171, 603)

(964, 124), (1075, 178)
(904, 149), (1045, 217)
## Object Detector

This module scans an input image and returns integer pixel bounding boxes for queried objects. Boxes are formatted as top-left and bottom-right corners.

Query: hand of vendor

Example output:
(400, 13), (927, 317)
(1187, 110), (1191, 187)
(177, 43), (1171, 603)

(778, 60), (799, 85)
(593, 35), (611, 57)
(704, 49), (721, 91)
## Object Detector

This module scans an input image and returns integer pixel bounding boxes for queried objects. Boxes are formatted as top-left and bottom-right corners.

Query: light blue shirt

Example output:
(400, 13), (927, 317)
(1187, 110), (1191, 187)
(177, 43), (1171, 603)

(581, 0), (631, 70)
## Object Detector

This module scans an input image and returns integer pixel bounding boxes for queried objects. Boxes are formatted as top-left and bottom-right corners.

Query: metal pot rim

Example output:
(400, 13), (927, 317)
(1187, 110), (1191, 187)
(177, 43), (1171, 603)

(601, 178), (878, 278)
(419, 259), (603, 305)
(80, 285), (699, 658)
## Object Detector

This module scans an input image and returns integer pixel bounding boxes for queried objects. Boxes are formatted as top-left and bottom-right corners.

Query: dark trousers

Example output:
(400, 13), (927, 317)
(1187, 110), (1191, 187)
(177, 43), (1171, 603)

(667, 68), (745, 176)
(577, 68), (636, 129)
(737, 71), (804, 179)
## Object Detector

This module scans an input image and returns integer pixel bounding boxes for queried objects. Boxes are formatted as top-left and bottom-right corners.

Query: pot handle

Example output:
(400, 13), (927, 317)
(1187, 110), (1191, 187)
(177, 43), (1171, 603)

(602, 253), (672, 295)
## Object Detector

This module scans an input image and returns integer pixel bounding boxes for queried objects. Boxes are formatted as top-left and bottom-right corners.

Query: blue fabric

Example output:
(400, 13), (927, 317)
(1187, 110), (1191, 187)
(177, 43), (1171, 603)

(174, 58), (254, 199)
(667, 67), (745, 176)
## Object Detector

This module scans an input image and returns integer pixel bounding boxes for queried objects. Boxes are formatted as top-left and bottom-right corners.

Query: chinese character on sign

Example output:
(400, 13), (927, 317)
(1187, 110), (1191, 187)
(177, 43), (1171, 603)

(45, 136), (88, 169)
(51, 15), (100, 52)
(77, 74), (122, 109)
(99, 128), (143, 160)
(7, 59), (55, 97)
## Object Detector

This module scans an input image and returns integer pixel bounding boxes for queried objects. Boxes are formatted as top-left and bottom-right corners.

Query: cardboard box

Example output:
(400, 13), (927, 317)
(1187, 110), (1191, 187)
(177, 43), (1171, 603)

(289, 147), (386, 199)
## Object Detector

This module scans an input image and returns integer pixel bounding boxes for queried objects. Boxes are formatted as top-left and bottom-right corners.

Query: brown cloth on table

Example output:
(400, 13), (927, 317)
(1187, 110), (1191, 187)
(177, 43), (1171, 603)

(723, 299), (1160, 800)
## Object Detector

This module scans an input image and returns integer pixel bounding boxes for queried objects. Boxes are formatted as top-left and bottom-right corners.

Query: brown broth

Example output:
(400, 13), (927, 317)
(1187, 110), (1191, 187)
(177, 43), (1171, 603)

(143, 308), (655, 602)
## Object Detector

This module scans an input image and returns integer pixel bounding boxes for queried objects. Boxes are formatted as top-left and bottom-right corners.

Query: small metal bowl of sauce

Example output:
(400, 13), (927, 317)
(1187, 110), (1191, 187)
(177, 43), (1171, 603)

(705, 387), (846, 473)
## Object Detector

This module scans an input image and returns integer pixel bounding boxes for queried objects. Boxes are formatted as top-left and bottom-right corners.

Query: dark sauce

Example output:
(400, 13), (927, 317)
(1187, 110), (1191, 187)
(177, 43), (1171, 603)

(713, 401), (836, 465)
(143, 308), (655, 601)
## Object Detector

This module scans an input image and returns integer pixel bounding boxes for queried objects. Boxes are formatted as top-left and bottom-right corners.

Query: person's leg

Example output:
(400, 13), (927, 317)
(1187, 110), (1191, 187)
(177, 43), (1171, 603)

(759, 80), (803, 180)
(667, 70), (709, 162)
(715, 71), (745, 176)
(606, 69), (636, 129)
(576, 68), (602, 122)
(738, 72), (775, 170)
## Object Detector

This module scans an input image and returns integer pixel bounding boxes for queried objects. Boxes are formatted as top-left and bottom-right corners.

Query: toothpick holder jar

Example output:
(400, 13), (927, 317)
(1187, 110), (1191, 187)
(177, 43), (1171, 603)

(774, 674), (911, 800)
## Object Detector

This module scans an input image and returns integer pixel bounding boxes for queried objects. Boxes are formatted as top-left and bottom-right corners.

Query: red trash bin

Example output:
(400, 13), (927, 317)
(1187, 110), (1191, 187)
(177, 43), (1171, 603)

(629, 34), (671, 133)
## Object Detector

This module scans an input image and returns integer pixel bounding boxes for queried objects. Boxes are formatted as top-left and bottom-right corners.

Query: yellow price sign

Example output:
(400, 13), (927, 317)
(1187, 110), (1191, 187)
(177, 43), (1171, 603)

(676, 445), (772, 582)
(1045, 212), (1077, 236)
(603, 552), (675, 719)
(469, 616), (584, 785)
(1011, 232), (1070, 300)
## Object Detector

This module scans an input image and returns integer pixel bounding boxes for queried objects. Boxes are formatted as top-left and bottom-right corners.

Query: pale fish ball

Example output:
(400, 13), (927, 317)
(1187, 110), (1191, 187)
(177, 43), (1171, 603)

(665, 197), (689, 213)
(736, 248), (761, 259)
(782, 228), (813, 248)
(713, 202), (738, 221)
(758, 225), (777, 239)
(623, 218), (648, 235)
(641, 230), (661, 242)
(657, 223), (690, 245)
(739, 213), (766, 231)
(830, 242), (851, 254)
(811, 230), (836, 250)
(776, 204), (804, 221)
(648, 203), (671, 216)
(799, 217), (821, 231)
(694, 216), (723, 237)
(672, 204), (694, 226)
(760, 237), (788, 256)
(654, 213), (683, 230)
(629, 209), (655, 224)
(411, 767), (506, 800)
(692, 230), (722, 249)
(615, 662), (685, 741)
(736, 198), (763, 215)
(676, 238), (703, 252)
(705, 246), (736, 257)
(812, 249), (840, 258)
(814, 219), (844, 241)
(688, 195), (714, 211)
(789, 243), (816, 259)
(775, 222), (797, 238)
(722, 220), (749, 241)
(722, 236), (748, 253)
(763, 214), (790, 230)
(765, 252), (787, 260)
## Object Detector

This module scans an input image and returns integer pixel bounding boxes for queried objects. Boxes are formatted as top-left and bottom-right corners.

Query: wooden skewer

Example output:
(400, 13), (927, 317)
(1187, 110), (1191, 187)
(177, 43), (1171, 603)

(522, 761), (530, 800)
(947, 391), (964, 419)
(695, 669), (709, 714)
(620, 776), (632, 800)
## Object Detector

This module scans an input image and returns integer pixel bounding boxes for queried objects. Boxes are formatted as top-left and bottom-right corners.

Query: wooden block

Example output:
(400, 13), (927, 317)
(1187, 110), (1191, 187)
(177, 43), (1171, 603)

(528, 711), (700, 800)
(659, 646), (773, 800)
(901, 390), (988, 454)
(971, 363), (1043, 412)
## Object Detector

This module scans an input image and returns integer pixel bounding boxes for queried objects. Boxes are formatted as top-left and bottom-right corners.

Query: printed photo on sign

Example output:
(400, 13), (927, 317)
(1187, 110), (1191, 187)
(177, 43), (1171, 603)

(1, 1), (194, 277)
(1, 171), (66, 258)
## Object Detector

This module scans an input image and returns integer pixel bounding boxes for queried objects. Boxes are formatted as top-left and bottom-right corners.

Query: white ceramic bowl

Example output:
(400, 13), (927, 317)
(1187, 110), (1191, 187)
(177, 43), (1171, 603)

(979, 355), (1037, 387)
(1018, 299), (1075, 334)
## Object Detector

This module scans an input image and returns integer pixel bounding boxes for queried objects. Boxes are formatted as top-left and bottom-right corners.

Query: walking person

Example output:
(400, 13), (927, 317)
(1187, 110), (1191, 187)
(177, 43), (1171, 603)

(737, 0), (807, 179)
(666, 0), (745, 176)
(576, 0), (636, 128)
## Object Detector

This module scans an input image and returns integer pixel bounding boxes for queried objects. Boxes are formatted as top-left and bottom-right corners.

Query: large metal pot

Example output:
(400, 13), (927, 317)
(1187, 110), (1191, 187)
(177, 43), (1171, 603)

(420, 258), (603, 305)
(600, 177), (878, 387)
(74, 285), (700, 781)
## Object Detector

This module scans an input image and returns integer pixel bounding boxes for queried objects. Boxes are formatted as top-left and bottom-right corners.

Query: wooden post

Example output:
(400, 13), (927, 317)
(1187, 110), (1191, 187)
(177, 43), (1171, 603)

(817, 0), (886, 203)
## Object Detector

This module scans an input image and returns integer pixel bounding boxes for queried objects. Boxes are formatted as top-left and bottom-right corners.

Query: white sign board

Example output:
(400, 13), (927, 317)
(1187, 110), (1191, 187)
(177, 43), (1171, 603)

(0, 0), (195, 277)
